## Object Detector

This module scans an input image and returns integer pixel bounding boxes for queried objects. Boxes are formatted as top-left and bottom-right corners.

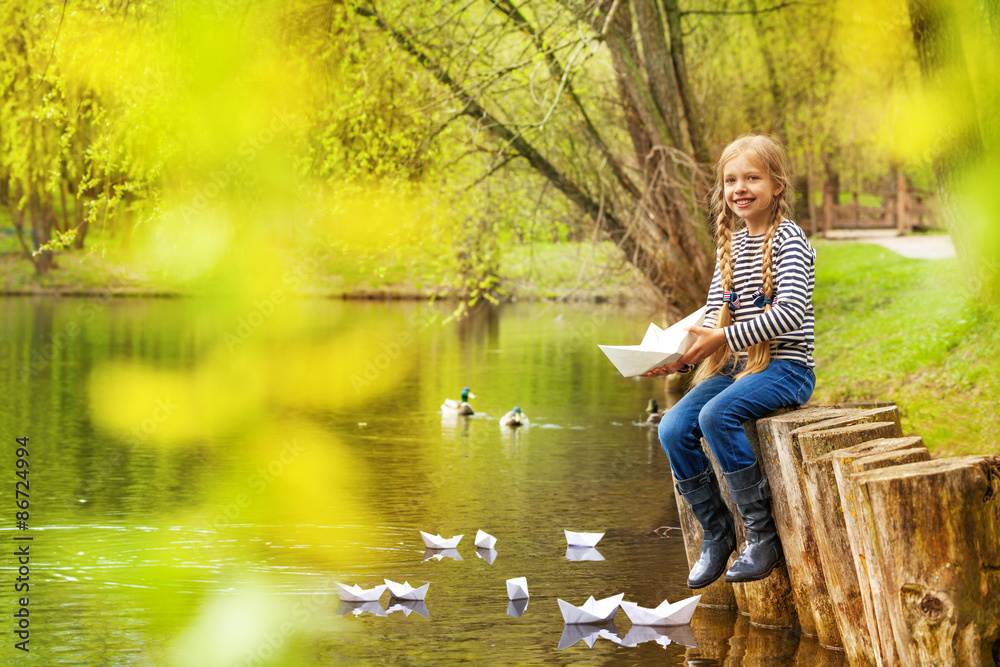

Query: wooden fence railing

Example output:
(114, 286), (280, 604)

(673, 404), (1000, 666)
(801, 177), (938, 236)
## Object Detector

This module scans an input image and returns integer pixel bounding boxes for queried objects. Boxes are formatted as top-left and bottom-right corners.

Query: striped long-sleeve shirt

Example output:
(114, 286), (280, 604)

(704, 219), (816, 368)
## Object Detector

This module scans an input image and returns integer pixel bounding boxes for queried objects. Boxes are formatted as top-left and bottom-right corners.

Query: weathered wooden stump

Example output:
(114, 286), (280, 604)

(834, 438), (931, 666)
(754, 406), (899, 644)
(798, 425), (910, 667)
(857, 456), (1000, 667)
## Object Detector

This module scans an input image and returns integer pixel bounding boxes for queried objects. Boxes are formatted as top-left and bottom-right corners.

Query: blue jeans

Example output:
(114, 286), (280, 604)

(658, 359), (816, 481)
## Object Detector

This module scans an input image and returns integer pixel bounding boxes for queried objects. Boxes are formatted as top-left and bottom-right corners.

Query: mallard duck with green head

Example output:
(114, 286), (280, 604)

(645, 398), (663, 424)
(441, 387), (475, 415)
(500, 406), (528, 427)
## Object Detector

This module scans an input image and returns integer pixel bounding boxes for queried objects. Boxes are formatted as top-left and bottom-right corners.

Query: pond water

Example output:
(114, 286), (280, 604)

(0, 297), (843, 666)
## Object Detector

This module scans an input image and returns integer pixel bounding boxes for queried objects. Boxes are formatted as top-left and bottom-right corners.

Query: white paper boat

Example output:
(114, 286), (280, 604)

(564, 530), (604, 547)
(557, 622), (621, 650)
(422, 548), (463, 562)
(506, 577), (529, 600)
(475, 547), (497, 564)
(333, 582), (387, 603)
(386, 600), (430, 618)
(474, 529), (497, 549)
(335, 600), (387, 617)
(557, 593), (625, 624)
(565, 546), (604, 562)
(507, 598), (529, 618)
(420, 531), (463, 549)
(598, 307), (707, 377)
(384, 579), (430, 601)
(619, 594), (701, 626)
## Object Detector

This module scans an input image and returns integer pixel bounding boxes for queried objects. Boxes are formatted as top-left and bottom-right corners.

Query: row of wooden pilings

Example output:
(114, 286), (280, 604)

(671, 404), (1000, 666)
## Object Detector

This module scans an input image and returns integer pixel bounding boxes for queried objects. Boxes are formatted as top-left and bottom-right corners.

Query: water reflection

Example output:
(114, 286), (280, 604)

(0, 297), (851, 665)
(506, 598), (529, 618)
(557, 621), (622, 650)
(565, 546), (605, 561)
(475, 547), (498, 564)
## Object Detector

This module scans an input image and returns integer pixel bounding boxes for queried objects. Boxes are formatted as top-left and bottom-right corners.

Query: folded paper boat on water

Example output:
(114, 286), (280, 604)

(333, 582), (387, 603)
(506, 577), (529, 600)
(598, 307), (707, 377)
(564, 530), (604, 548)
(474, 529), (497, 549)
(619, 594), (701, 626)
(558, 593), (625, 624)
(420, 531), (463, 549)
(384, 579), (430, 601)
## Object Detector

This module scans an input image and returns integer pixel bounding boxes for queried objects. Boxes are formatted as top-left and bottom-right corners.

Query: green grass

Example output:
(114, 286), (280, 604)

(500, 241), (648, 301)
(811, 240), (1000, 456)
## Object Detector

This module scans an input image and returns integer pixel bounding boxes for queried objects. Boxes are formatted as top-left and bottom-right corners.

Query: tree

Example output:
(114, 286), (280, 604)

(350, 0), (845, 313)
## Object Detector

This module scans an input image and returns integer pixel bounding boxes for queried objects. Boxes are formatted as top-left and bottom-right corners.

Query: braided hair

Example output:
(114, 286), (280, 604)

(692, 135), (794, 384)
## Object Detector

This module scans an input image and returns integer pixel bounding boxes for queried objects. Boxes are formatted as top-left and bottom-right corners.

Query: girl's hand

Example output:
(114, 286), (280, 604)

(643, 361), (684, 377)
(677, 326), (727, 365)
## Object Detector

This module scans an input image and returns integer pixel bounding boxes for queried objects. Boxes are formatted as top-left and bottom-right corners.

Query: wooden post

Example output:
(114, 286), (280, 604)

(833, 438), (932, 667)
(851, 191), (861, 228)
(823, 182), (834, 236)
(857, 456), (1000, 666)
(755, 406), (901, 646)
(753, 406), (857, 637)
(798, 424), (909, 667)
(896, 173), (907, 236)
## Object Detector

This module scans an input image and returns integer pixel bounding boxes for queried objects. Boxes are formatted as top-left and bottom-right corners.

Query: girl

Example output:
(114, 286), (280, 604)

(646, 134), (816, 589)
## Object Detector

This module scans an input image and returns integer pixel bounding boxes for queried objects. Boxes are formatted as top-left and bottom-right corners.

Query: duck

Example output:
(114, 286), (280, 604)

(645, 398), (663, 424)
(441, 387), (475, 415)
(500, 406), (528, 427)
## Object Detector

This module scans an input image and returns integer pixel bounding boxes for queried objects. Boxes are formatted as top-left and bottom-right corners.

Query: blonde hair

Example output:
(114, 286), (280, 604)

(692, 134), (794, 384)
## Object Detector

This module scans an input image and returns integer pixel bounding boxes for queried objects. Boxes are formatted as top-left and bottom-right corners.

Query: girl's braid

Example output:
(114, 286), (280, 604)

(761, 220), (779, 301)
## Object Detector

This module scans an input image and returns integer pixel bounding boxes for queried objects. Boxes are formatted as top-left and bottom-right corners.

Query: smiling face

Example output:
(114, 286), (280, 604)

(723, 153), (781, 235)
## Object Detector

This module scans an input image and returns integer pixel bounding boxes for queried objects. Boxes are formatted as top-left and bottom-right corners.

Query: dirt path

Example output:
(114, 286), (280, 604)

(822, 230), (956, 260)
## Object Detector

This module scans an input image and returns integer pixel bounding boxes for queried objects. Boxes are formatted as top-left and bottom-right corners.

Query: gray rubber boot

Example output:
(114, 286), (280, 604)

(723, 461), (783, 583)
(676, 467), (736, 589)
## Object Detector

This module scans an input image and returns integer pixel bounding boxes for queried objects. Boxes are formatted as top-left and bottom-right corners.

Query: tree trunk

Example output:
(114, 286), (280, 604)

(633, 0), (684, 149)
(835, 439), (934, 667)
(660, 0), (710, 164)
(857, 456), (1000, 667)
(29, 185), (51, 274)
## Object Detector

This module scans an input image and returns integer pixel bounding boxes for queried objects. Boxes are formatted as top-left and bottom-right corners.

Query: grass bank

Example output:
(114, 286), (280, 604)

(810, 240), (998, 456)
